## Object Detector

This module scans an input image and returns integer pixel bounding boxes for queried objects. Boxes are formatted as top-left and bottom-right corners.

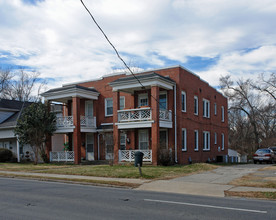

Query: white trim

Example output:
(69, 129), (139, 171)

(182, 128), (187, 151)
(194, 96), (198, 115)
(105, 98), (113, 117)
(85, 100), (93, 117)
(194, 130), (199, 151)
(138, 93), (148, 107)
(203, 131), (210, 151)
(116, 121), (154, 129)
(221, 133), (225, 150)
(203, 99), (210, 118)
(159, 121), (173, 128)
(221, 106), (225, 122)
(120, 96), (125, 110)
(181, 91), (186, 112)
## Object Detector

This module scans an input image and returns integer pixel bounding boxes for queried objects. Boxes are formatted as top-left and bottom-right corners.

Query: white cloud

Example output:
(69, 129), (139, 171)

(0, 0), (276, 90)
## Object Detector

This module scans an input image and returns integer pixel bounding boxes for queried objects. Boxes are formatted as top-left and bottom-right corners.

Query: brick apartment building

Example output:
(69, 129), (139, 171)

(42, 66), (228, 165)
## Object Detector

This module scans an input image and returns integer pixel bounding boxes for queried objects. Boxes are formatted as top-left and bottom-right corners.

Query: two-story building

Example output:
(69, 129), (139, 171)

(42, 66), (228, 165)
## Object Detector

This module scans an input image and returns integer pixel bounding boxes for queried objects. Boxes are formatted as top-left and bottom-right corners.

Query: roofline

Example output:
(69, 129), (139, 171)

(60, 65), (226, 98)
(0, 108), (19, 112)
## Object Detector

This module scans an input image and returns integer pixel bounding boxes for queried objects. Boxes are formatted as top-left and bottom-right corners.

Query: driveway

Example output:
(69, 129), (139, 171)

(137, 164), (276, 197)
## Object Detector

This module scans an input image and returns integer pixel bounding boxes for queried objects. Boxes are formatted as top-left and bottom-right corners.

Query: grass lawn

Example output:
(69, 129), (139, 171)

(0, 163), (217, 179)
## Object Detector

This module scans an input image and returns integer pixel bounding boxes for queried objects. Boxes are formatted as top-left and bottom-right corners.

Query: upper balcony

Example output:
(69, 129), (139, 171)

(116, 107), (172, 129)
(55, 115), (97, 133)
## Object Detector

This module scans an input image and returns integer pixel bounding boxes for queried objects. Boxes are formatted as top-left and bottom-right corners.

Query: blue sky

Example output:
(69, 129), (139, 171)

(1, 0), (276, 90)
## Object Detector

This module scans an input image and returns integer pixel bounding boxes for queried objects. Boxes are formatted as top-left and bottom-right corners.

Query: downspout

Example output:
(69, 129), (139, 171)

(16, 136), (20, 163)
(174, 84), (178, 163)
(97, 133), (100, 160)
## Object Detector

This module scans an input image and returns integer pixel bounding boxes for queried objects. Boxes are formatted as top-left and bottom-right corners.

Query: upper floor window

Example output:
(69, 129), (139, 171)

(138, 93), (148, 107)
(181, 91), (186, 112)
(159, 92), (167, 110)
(221, 133), (225, 150)
(182, 128), (187, 151)
(203, 99), (210, 118)
(194, 96), (198, 115)
(221, 106), (225, 122)
(214, 132), (217, 145)
(203, 131), (210, 151)
(105, 97), (125, 117)
(214, 103), (217, 115)
(194, 130), (199, 151)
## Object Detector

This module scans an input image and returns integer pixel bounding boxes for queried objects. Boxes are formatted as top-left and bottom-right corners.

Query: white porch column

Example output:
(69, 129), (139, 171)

(16, 136), (20, 163)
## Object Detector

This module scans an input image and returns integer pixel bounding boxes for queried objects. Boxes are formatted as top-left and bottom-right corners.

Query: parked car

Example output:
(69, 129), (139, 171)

(269, 146), (276, 154)
(253, 148), (276, 164)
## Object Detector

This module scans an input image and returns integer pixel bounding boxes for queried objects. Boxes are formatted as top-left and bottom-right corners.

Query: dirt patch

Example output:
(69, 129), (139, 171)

(225, 191), (276, 200)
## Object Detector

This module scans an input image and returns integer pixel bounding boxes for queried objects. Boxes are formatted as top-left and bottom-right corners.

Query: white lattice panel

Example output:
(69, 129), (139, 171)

(56, 116), (74, 128)
(119, 150), (152, 162)
(118, 108), (152, 122)
(50, 151), (74, 162)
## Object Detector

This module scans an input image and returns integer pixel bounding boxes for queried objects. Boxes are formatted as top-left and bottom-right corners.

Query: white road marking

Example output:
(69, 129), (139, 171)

(144, 199), (267, 214)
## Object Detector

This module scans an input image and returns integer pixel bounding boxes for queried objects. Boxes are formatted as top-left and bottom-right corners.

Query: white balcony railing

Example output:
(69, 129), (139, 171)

(159, 109), (172, 121)
(80, 116), (96, 128)
(119, 150), (152, 162)
(118, 107), (152, 122)
(50, 151), (74, 162)
(118, 108), (172, 123)
(56, 116), (74, 128)
(56, 116), (96, 129)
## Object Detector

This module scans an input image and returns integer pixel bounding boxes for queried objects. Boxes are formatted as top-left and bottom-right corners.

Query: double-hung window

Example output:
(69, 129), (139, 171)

(203, 131), (210, 151)
(221, 106), (225, 122)
(182, 128), (187, 151)
(181, 91), (186, 112)
(105, 97), (125, 116)
(221, 133), (225, 150)
(194, 130), (199, 151)
(138, 93), (148, 107)
(194, 96), (198, 115)
(214, 103), (217, 115)
(214, 132), (217, 145)
(159, 92), (167, 110)
(203, 99), (210, 118)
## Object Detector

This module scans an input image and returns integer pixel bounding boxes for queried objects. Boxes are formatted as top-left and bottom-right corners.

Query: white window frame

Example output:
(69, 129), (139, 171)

(105, 97), (125, 116)
(138, 129), (149, 150)
(105, 98), (113, 117)
(181, 91), (186, 112)
(182, 128), (187, 151)
(159, 91), (167, 110)
(194, 130), (199, 151)
(120, 133), (126, 150)
(85, 101), (93, 117)
(214, 103), (217, 115)
(194, 96), (198, 115)
(138, 93), (148, 107)
(120, 96), (125, 110)
(214, 132), (217, 145)
(203, 99), (210, 118)
(221, 133), (225, 150)
(221, 106), (225, 122)
(203, 131), (210, 151)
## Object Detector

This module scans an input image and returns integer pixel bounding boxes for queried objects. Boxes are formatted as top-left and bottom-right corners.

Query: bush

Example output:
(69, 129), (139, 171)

(158, 149), (174, 166)
(0, 148), (13, 162)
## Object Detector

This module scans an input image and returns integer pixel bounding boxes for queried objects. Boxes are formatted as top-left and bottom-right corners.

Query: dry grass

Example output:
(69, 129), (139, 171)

(0, 163), (217, 179)
(229, 166), (276, 188)
(225, 191), (276, 200)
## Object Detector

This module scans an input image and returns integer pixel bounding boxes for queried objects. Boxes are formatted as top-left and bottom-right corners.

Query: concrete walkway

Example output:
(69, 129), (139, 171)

(1, 164), (275, 198)
(137, 164), (276, 197)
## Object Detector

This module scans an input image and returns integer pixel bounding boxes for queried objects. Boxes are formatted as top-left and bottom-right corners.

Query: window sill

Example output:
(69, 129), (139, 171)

(203, 149), (210, 151)
(182, 110), (186, 113)
(105, 115), (113, 117)
(182, 149), (187, 152)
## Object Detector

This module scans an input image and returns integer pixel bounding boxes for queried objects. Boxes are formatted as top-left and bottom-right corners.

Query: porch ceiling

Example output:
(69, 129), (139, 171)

(41, 85), (100, 103)
(109, 72), (175, 93)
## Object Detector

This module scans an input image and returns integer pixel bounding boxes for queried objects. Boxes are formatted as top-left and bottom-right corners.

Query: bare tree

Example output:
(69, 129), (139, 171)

(0, 67), (13, 96)
(220, 76), (261, 151)
(1, 68), (46, 102)
(253, 73), (276, 101)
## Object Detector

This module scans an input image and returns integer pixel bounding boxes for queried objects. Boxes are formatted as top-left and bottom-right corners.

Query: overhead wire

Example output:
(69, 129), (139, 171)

(79, 0), (227, 130)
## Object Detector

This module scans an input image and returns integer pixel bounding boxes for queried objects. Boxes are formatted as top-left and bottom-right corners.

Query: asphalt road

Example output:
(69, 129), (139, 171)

(0, 177), (275, 220)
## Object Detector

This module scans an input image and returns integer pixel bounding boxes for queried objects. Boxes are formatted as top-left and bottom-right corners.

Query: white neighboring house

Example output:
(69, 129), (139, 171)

(0, 99), (34, 162)
(228, 149), (248, 163)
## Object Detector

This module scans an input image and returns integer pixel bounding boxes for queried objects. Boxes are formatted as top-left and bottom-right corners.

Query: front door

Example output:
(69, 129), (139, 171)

(86, 133), (94, 161)
(159, 129), (168, 150)
(138, 129), (149, 150)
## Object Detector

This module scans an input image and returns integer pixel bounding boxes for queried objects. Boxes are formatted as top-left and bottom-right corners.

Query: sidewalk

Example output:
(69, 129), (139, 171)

(1, 164), (275, 198)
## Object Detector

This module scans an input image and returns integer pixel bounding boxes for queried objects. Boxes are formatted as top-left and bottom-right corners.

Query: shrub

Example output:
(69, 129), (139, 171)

(0, 148), (13, 162)
(158, 149), (174, 166)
